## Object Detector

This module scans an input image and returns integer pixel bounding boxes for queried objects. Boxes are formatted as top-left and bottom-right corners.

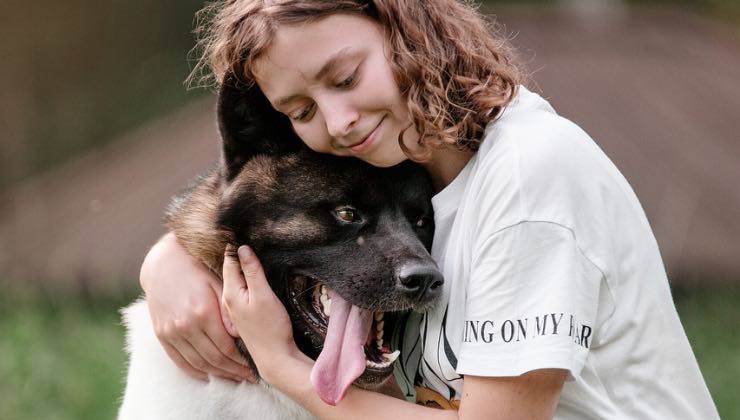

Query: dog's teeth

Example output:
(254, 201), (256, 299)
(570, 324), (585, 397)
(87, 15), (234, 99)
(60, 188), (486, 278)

(376, 338), (383, 348)
(374, 312), (383, 321)
(319, 292), (332, 316)
(320, 285), (327, 296)
(365, 358), (392, 368)
(375, 330), (383, 339)
(383, 350), (400, 363)
(365, 355), (396, 368)
(376, 320), (384, 332)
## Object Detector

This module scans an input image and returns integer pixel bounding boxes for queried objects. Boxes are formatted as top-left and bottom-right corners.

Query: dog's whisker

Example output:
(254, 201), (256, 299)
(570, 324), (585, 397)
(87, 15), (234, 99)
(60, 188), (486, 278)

(293, 281), (321, 299)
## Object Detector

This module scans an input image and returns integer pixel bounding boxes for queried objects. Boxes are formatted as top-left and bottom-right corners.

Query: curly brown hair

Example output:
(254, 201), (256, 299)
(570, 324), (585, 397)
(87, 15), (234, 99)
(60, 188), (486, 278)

(188, 0), (524, 157)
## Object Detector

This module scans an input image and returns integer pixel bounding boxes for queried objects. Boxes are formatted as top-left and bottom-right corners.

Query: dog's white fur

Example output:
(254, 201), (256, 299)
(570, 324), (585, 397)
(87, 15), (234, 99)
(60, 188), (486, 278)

(118, 299), (315, 420)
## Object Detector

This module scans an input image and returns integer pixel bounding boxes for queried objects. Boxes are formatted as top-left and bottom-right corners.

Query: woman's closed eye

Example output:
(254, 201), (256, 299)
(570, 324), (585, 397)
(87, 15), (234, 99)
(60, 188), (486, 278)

(288, 67), (360, 122)
(335, 69), (358, 89)
(289, 103), (316, 122)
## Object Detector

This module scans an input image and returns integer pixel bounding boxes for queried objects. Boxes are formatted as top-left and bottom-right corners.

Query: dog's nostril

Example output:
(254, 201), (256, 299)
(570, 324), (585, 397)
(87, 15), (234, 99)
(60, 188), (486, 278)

(399, 273), (423, 290)
(396, 264), (444, 301)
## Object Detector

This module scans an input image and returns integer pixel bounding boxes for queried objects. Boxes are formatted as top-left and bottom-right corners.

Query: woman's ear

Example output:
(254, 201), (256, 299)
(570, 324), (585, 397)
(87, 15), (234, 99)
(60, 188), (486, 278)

(217, 74), (301, 182)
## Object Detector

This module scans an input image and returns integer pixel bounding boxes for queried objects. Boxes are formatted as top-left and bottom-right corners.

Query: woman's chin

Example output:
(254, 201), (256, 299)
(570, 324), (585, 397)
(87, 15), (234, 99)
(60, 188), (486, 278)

(361, 145), (409, 168)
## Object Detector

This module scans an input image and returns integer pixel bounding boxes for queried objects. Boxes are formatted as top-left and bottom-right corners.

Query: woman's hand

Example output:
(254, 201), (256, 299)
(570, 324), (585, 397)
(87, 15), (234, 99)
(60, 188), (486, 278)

(139, 232), (256, 382)
(221, 245), (301, 381)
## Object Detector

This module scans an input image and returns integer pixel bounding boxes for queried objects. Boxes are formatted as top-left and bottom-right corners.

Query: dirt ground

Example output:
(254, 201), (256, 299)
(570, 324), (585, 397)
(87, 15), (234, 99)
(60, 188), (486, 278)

(2, 5), (739, 294)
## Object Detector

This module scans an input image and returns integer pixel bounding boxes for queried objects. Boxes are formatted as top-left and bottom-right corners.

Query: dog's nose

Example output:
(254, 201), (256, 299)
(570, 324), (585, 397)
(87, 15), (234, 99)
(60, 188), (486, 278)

(395, 263), (444, 303)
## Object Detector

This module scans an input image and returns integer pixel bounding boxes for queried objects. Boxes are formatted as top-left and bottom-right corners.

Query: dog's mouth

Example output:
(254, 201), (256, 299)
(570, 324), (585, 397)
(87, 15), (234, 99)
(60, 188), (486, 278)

(287, 275), (399, 405)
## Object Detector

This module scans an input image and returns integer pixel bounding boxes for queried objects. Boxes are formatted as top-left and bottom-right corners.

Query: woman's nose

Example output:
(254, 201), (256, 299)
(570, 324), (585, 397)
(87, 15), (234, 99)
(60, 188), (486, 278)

(321, 97), (359, 140)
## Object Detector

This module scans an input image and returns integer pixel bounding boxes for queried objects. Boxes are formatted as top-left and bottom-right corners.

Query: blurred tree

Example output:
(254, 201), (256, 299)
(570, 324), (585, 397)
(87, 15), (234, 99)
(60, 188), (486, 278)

(0, 0), (207, 191)
(3, 0), (738, 192)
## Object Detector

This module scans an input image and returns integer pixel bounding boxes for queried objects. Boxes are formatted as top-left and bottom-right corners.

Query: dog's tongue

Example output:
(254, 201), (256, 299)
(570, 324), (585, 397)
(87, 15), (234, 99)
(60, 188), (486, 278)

(310, 290), (372, 406)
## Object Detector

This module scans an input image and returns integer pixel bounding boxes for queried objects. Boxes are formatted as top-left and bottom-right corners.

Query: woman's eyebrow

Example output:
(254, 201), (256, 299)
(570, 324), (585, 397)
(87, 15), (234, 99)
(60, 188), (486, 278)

(313, 46), (354, 81)
(273, 47), (356, 108)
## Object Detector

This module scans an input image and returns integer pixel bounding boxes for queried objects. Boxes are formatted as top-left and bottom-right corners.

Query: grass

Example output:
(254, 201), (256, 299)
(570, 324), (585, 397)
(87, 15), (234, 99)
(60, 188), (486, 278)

(673, 283), (740, 419)
(0, 290), (134, 420)
(0, 284), (737, 419)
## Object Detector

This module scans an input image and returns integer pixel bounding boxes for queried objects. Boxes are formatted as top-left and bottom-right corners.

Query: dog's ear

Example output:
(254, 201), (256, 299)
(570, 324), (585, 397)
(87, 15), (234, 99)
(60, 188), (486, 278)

(217, 74), (301, 182)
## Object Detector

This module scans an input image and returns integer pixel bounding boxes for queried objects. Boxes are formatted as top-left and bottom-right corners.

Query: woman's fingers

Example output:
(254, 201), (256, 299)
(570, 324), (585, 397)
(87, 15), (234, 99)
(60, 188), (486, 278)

(141, 234), (256, 382)
(236, 245), (271, 297)
(172, 335), (245, 382)
(156, 306), (253, 381)
(159, 341), (208, 381)
(222, 244), (296, 380)
(210, 275), (241, 338)
(202, 318), (258, 381)
(220, 245), (299, 383)
(222, 245), (249, 311)
(219, 297), (240, 337)
(191, 331), (253, 380)
(222, 244), (271, 309)
(206, 272), (252, 378)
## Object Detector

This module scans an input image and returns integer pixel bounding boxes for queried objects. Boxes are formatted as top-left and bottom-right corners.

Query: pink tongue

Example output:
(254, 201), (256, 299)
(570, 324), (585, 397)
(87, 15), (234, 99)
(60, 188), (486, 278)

(310, 290), (372, 406)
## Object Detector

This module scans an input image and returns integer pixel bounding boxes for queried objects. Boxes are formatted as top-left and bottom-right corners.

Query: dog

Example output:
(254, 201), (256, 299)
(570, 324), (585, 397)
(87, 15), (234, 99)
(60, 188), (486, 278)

(118, 76), (443, 419)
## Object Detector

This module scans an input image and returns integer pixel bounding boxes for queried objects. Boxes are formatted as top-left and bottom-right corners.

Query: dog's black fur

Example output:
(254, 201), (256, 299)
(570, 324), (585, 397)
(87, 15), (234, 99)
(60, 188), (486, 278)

(165, 76), (442, 388)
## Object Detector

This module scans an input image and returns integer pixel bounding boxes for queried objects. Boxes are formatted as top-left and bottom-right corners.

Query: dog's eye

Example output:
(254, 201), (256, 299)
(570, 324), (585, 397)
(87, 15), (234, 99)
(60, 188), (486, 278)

(334, 206), (361, 223)
(415, 216), (431, 229)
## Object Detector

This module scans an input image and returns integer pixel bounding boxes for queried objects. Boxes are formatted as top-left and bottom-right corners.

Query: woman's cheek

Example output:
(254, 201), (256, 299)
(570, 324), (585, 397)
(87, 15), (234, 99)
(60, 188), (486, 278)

(293, 125), (328, 154)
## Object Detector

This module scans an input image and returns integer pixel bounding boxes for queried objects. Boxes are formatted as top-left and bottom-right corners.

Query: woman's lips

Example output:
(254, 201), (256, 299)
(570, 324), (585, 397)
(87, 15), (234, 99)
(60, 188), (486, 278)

(350, 117), (384, 153)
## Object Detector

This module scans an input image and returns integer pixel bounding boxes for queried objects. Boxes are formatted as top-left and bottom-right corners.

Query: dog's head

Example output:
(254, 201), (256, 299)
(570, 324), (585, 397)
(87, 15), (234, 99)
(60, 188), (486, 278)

(185, 76), (442, 401)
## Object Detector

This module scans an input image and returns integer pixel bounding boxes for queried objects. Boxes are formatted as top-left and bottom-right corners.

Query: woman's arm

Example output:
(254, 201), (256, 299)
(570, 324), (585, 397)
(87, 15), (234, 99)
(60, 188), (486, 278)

(262, 350), (456, 420)
(261, 349), (564, 420)
(139, 232), (255, 382)
(222, 245), (566, 420)
(458, 371), (566, 420)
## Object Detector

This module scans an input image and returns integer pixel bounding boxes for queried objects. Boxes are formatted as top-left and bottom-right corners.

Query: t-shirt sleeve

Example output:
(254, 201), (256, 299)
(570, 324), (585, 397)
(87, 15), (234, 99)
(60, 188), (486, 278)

(456, 221), (603, 380)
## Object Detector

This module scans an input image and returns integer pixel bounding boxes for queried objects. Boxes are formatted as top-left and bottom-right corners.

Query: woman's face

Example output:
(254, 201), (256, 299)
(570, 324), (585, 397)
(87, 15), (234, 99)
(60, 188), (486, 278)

(253, 14), (418, 167)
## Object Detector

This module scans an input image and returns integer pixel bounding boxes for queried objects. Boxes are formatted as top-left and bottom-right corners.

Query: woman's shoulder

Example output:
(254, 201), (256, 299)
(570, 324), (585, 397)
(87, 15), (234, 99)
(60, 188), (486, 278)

(479, 86), (591, 164)
(481, 86), (616, 180)
(466, 88), (624, 231)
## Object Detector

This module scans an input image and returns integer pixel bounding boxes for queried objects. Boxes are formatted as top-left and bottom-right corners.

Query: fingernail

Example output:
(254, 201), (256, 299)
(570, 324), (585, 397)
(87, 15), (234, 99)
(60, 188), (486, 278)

(238, 245), (252, 259)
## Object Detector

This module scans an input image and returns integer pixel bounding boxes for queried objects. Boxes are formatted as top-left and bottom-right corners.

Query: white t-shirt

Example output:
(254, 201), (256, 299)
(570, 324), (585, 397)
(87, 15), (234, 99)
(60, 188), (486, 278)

(391, 86), (719, 419)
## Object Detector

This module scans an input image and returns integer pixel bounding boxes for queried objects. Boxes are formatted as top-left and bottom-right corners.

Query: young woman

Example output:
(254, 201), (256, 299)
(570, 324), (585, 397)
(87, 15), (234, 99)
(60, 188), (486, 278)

(139, 1), (718, 418)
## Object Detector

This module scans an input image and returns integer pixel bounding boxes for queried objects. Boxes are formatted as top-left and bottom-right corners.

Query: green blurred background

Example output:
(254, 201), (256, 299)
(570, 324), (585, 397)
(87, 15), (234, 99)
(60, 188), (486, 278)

(1, 0), (739, 419)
